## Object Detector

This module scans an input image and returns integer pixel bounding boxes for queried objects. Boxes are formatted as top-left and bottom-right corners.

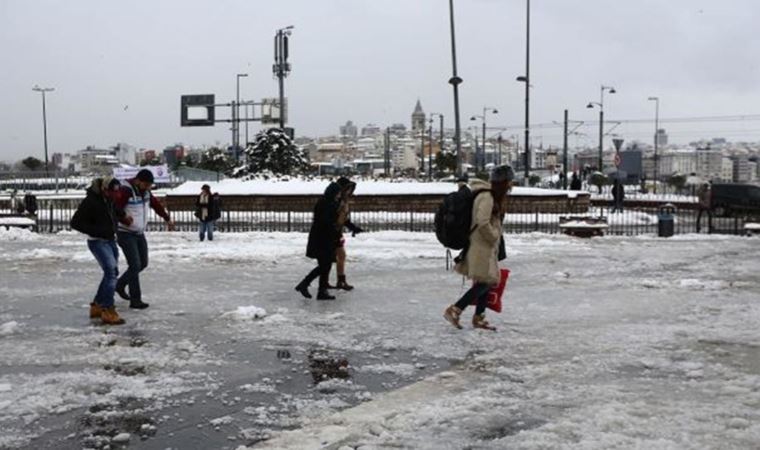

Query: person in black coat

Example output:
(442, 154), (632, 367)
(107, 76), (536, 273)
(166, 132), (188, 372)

(70, 176), (126, 325)
(295, 182), (343, 300)
(611, 178), (625, 213)
(570, 172), (582, 191)
(195, 184), (221, 241)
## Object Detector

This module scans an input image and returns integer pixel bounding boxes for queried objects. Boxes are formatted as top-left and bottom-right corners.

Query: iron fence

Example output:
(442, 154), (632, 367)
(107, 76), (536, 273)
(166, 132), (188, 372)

(11, 200), (755, 236)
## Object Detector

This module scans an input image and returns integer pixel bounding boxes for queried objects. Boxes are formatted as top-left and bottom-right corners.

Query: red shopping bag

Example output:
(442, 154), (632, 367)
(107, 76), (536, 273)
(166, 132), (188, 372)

(471, 268), (510, 313)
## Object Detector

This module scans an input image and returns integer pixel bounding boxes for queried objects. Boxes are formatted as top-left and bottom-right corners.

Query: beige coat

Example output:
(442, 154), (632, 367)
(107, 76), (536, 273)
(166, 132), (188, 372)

(455, 179), (503, 285)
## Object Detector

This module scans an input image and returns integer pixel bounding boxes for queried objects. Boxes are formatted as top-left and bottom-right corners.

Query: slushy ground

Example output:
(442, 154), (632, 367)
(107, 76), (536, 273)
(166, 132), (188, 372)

(1, 229), (759, 449)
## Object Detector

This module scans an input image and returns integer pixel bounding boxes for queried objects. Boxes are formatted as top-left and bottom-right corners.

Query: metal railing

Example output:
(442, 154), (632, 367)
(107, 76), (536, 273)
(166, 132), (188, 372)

(15, 200), (755, 236)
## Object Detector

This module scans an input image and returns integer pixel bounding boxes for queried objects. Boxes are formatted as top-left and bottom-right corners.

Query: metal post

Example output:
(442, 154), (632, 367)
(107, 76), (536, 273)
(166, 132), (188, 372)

(439, 114), (444, 152)
(33, 86), (54, 177)
(231, 100), (237, 161)
(274, 26), (293, 130)
(524, 0), (531, 184)
(428, 124), (433, 180)
(563, 109), (569, 190)
(498, 134), (502, 166)
(598, 109), (604, 171)
(648, 96), (660, 194)
(420, 127), (425, 177)
(384, 127), (391, 177)
(447, 0), (463, 177)
(482, 118), (486, 171)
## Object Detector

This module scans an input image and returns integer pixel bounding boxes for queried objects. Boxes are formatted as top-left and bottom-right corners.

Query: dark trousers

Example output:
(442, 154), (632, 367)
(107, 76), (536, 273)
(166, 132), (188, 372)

(116, 232), (149, 301)
(300, 256), (332, 292)
(696, 208), (712, 233)
(454, 282), (492, 316)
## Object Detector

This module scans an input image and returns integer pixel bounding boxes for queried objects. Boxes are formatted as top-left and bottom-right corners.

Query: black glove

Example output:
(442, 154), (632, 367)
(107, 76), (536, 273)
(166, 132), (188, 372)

(351, 226), (364, 237)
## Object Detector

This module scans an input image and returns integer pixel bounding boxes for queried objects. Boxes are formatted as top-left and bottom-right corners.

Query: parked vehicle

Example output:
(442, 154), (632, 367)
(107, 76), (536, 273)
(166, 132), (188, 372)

(711, 183), (760, 217)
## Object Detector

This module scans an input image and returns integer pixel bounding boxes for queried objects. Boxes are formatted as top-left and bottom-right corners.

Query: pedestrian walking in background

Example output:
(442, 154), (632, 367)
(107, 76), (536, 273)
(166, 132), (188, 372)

(295, 182), (342, 300)
(70, 176), (126, 325)
(195, 184), (220, 241)
(570, 172), (582, 191)
(112, 169), (175, 309)
(331, 177), (364, 290)
(696, 182), (713, 233)
(611, 178), (625, 213)
(443, 165), (514, 331)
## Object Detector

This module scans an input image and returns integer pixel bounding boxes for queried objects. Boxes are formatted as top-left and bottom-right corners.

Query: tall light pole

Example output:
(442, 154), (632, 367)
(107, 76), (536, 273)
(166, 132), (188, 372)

(32, 85), (54, 177)
(470, 107), (498, 171)
(648, 96), (660, 193)
(447, 0), (464, 176)
(236, 73), (248, 158)
(431, 113), (444, 176)
(516, 0), (531, 185)
(587, 84), (616, 171)
(274, 25), (294, 130)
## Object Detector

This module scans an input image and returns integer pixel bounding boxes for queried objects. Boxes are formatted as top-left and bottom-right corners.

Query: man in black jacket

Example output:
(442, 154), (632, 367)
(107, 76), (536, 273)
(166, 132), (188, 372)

(70, 176), (126, 325)
(295, 182), (342, 300)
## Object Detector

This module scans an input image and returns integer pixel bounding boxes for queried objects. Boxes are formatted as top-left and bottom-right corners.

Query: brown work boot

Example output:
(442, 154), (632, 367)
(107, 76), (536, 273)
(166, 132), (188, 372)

(472, 314), (496, 331)
(100, 307), (125, 325)
(443, 305), (463, 329)
(89, 302), (103, 319)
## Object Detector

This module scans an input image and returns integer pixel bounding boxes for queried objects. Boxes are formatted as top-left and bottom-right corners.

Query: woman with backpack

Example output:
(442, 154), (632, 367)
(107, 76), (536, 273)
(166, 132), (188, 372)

(443, 165), (514, 331)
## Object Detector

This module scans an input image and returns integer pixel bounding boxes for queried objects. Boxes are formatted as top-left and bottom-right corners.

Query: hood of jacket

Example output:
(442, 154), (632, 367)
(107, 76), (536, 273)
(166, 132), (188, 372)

(323, 182), (342, 201)
(469, 178), (491, 193)
(88, 175), (117, 197)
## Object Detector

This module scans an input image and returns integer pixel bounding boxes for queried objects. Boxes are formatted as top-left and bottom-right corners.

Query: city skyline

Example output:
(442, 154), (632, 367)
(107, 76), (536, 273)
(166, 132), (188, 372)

(2, 0), (760, 161)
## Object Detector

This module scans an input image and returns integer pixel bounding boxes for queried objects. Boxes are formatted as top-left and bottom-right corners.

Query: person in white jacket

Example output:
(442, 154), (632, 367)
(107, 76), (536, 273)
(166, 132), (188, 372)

(443, 165), (514, 330)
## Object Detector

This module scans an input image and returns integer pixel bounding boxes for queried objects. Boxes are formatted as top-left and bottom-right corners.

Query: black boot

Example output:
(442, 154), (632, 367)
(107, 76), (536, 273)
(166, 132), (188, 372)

(295, 281), (312, 299)
(336, 275), (354, 291)
(317, 290), (336, 300)
(129, 299), (150, 309)
(116, 286), (131, 301)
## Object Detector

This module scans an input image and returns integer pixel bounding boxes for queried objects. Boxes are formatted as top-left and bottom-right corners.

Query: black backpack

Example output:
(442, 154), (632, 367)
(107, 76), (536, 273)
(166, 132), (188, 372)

(435, 186), (490, 250)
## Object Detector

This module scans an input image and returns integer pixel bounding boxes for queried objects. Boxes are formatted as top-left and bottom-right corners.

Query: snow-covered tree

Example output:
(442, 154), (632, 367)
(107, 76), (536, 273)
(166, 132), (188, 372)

(197, 147), (234, 174)
(232, 128), (309, 178)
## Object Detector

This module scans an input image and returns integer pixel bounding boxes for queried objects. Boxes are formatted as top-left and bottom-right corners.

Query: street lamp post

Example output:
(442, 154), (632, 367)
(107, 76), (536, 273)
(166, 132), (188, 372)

(516, 0), (530, 185)
(470, 107), (498, 172)
(32, 85), (54, 177)
(236, 73), (248, 158)
(497, 134), (503, 166)
(587, 84), (616, 171)
(648, 96), (660, 193)
(430, 113), (444, 176)
(447, 0), (464, 176)
(274, 26), (294, 130)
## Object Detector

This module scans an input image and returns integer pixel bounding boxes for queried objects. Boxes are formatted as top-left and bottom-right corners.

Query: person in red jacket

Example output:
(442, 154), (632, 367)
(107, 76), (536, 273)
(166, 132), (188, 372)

(111, 169), (174, 309)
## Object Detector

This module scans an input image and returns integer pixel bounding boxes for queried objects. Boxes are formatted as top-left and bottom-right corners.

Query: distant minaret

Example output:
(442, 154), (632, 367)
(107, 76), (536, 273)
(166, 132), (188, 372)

(411, 99), (426, 132)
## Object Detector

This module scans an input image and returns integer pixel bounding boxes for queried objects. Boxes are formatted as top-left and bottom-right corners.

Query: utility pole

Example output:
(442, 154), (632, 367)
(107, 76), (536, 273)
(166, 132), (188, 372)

(648, 96), (660, 193)
(428, 122), (434, 181)
(563, 109), (569, 190)
(384, 127), (391, 177)
(447, 0), (463, 176)
(32, 85), (54, 177)
(236, 73), (248, 158)
(498, 134), (503, 166)
(273, 26), (294, 130)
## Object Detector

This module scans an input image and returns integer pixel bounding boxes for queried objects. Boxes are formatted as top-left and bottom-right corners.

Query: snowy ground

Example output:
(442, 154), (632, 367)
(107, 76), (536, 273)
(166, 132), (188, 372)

(1, 229), (759, 449)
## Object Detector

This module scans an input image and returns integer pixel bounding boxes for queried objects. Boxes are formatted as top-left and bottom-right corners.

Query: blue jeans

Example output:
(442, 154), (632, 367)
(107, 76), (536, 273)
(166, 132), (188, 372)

(87, 240), (119, 308)
(454, 282), (492, 316)
(199, 220), (215, 241)
(116, 232), (149, 301)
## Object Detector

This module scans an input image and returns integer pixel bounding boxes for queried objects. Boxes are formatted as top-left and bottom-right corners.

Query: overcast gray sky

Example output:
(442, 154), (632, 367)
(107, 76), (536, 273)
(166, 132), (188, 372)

(2, 0), (760, 162)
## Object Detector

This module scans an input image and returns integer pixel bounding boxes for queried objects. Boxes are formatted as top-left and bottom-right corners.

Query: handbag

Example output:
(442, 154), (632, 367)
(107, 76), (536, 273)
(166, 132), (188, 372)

(471, 268), (510, 313)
